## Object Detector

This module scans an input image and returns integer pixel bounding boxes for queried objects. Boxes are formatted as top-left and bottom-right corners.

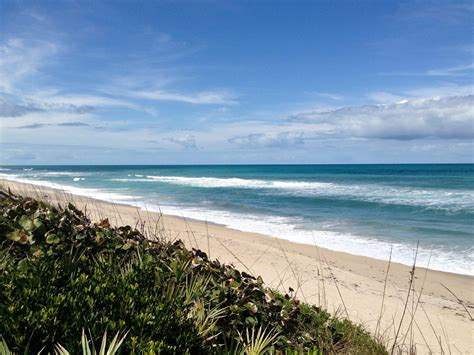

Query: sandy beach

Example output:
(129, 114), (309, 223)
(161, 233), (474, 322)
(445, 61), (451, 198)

(1, 179), (473, 353)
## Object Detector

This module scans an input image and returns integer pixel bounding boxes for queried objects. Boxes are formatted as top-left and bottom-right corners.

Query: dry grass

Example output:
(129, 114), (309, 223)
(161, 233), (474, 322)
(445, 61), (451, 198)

(375, 246), (393, 339)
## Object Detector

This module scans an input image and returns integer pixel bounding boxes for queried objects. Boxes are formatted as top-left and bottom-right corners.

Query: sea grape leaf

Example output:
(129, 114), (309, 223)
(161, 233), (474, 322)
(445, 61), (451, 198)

(46, 233), (60, 244)
(19, 215), (35, 231)
(17, 259), (30, 273)
(33, 217), (44, 229)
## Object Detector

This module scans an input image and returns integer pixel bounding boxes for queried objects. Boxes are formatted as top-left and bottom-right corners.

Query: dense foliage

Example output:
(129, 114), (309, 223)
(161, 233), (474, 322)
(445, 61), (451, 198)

(0, 191), (387, 354)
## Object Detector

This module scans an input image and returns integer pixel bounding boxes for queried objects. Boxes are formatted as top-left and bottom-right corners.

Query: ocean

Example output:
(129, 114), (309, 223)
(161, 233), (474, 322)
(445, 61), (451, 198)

(1, 164), (472, 275)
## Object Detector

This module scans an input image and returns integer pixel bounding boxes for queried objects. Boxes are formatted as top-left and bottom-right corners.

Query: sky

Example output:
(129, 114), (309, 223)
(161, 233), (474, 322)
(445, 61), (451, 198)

(0, 0), (473, 164)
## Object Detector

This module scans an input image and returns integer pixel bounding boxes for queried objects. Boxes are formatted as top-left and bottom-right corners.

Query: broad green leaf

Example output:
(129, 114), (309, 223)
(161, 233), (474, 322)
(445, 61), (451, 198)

(19, 215), (35, 231)
(17, 259), (30, 273)
(7, 230), (21, 242)
(46, 233), (60, 244)
(33, 217), (44, 229)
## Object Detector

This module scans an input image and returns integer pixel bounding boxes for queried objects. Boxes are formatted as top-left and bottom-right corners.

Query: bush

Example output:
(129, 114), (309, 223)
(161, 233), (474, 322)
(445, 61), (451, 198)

(0, 192), (387, 354)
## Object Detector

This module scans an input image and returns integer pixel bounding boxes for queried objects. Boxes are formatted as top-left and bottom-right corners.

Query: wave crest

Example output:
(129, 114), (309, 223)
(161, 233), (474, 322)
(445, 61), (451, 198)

(143, 175), (474, 212)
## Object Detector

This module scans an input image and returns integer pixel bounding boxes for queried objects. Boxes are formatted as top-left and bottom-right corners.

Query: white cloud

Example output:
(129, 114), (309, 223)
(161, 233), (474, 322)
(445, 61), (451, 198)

(2, 110), (97, 129)
(1, 11), (471, 164)
(380, 63), (474, 78)
(27, 92), (142, 112)
(0, 38), (58, 93)
(0, 36), (132, 115)
(128, 89), (238, 105)
(0, 92), (145, 117)
(425, 63), (474, 76)
(308, 92), (344, 101)
(405, 84), (473, 99)
(164, 134), (198, 150)
(291, 95), (474, 140)
(367, 92), (407, 104)
(0, 31), (237, 121)
(368, 84), (474, 103)
(229, 132), (305, 148)
(0, 98), (41, 117)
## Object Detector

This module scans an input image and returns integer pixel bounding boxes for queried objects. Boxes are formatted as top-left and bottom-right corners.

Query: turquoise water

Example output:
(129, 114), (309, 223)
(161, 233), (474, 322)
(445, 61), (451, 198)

(1, 164), (472, 275)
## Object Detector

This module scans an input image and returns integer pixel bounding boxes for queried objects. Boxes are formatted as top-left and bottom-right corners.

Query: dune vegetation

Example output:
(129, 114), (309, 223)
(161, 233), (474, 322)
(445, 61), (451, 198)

(0, 190), (387, 354)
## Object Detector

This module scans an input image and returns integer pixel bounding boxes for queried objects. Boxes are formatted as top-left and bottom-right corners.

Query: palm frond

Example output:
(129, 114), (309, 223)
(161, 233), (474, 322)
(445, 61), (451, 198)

(238, 326), (280, 355)
(54, 330), (128, 355)
(0, 336), (15, 355)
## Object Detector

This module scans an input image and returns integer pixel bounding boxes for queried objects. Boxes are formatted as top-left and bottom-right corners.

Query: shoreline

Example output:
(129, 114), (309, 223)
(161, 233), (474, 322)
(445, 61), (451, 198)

(0, 174), (469, 276)
(1, 179), (473, 352)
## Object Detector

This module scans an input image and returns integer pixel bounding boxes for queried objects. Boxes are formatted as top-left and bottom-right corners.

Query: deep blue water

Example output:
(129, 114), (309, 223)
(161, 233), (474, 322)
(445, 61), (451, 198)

(1, 164), (472, 274)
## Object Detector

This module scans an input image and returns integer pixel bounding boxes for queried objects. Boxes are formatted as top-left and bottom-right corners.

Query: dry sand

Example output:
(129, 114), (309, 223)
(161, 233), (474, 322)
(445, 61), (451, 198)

(1, 179), (473, 353)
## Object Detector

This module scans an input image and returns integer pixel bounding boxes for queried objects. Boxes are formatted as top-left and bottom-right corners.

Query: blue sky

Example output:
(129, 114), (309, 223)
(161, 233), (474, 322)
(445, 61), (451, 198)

(0, 0), (473, 164)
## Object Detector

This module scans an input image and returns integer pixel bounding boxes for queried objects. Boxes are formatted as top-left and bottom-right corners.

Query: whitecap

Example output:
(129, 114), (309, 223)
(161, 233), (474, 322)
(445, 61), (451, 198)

(0, 174), (136, 203)
(144, 175), (474, 212)
(1, 171), (471, 275)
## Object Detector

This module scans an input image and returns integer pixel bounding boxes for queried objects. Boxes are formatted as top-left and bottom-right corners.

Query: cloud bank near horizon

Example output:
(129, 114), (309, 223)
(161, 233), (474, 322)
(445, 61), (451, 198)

(0, 1), (473, 164)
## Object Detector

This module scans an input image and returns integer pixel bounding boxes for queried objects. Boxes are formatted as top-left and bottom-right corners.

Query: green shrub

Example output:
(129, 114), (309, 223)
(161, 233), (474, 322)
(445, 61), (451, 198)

(0, 193), (387, 354)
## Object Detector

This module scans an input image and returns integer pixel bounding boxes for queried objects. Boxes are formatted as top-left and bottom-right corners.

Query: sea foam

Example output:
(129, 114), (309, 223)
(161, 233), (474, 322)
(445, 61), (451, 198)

(141, 175), (474, 212)
(141, 201), (473, 276)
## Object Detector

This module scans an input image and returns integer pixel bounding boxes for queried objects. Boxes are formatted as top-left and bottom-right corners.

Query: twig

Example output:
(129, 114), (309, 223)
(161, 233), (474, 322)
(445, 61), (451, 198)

(376, 246), (393, 338)
(440, 283), (473, 321)
(391, 241), (419, 354)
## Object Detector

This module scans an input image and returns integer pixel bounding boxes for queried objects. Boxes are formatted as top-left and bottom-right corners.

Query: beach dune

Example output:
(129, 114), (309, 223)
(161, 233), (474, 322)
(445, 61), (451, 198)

(1, 179), (473, 353)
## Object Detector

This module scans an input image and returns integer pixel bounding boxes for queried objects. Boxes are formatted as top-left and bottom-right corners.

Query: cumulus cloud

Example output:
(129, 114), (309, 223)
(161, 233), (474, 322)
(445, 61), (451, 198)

(229, 132), (306, 148)
(164, 134), (198, 150)
(291, 95), (474, 140)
